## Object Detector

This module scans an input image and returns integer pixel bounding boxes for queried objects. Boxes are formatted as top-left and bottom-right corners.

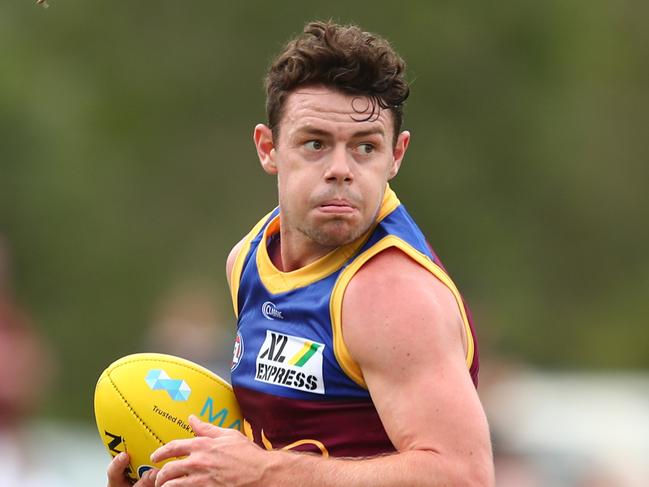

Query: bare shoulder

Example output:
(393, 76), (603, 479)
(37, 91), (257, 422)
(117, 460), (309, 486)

(342, 247), (466, 367)
(225, 236), (248, 288)
(342, 247), (493, 483)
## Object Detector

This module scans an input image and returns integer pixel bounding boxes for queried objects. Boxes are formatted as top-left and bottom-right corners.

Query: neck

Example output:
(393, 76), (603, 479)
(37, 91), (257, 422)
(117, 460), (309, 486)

(269, 225), (336, 273)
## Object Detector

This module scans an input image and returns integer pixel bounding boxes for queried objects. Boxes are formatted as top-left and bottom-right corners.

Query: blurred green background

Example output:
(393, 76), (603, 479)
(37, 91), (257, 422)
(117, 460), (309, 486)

(1, 0), (648, 424)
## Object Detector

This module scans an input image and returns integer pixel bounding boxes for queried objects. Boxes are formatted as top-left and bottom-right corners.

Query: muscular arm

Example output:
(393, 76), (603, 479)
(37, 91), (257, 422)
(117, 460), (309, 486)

(152, 247), (493, 487)
(264, 248), (493, 486)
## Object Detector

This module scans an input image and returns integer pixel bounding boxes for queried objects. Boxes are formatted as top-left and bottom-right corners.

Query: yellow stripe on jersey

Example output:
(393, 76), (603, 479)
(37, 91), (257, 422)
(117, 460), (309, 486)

(329, 235), (475, 389)
(229, 210), (275, 319)
(254, 186), (401, 295)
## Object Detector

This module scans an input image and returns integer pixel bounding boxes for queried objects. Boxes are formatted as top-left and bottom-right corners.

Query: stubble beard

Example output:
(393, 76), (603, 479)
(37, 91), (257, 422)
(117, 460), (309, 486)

(299, 215), (375, 248)
(283, 188), (383, 249)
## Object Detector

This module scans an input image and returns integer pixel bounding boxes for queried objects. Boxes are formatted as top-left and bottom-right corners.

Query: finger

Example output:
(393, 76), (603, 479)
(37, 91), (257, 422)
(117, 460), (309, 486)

(151, 438), (197, 463)
(155, 480), (192, 487)
(154, 459), (192, 487)
(106, 452), (132, 487)
(134, 468), (158, 487)
(189, 414), (227, 438)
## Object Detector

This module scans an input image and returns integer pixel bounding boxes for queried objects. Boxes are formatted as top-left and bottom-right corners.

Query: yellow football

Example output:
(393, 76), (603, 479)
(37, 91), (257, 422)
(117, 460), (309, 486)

(94, 353), (242, 481)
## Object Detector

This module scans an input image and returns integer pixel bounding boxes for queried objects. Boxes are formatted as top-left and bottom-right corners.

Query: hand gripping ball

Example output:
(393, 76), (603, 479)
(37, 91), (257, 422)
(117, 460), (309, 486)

(94, 353), (243, 481)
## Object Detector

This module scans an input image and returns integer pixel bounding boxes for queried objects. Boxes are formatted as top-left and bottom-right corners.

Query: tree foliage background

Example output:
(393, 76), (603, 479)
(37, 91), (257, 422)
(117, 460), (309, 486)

(1, 1), (647, 421)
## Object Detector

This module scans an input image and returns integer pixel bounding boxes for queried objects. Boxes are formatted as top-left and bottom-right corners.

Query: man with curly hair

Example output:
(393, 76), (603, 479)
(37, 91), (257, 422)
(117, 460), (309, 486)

(108, 21), (494, 487)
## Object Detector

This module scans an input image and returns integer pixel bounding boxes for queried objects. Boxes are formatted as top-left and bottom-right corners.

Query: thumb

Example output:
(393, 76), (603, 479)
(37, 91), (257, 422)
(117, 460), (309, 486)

(189, 414), (224, 438)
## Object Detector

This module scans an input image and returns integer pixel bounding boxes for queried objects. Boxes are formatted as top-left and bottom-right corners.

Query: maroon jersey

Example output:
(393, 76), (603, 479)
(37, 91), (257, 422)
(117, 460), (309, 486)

(229, 189), (479, 457)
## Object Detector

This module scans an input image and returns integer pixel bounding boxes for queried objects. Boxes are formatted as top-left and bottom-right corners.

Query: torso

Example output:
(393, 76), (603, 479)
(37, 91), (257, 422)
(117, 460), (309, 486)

(228, 188), (479, 457)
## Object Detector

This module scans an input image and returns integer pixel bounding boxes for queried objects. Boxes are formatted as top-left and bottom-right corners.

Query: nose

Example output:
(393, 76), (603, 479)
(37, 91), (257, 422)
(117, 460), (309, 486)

(324, 146), (353, 184)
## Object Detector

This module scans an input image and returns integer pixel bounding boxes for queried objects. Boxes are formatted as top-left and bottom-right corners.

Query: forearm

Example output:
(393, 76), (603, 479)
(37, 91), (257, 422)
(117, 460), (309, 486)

(263, 448), (494, 487)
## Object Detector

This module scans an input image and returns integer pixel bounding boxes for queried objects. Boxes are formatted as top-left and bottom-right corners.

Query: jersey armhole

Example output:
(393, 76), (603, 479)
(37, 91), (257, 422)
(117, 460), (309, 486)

(329, 235), (475, 389)
(229, 210), (276, 319)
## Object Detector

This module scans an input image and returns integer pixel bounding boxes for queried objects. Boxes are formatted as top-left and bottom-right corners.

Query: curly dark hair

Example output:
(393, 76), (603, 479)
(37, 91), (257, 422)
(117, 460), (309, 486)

(265, 21), (410, 144)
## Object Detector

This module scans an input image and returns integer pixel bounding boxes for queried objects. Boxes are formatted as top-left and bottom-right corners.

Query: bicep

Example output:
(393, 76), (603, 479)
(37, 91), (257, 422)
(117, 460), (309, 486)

(342, 251), (491, 456)
(363, 334), (487, 456)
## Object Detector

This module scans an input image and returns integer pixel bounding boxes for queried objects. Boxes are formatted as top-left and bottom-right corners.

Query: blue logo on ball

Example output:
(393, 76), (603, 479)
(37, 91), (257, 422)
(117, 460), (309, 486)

(145, 369), (191, 401)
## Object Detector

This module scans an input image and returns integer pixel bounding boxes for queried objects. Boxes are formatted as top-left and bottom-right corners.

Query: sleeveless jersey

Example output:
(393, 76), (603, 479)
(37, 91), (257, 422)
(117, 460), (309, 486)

(229, 187), (479, 458)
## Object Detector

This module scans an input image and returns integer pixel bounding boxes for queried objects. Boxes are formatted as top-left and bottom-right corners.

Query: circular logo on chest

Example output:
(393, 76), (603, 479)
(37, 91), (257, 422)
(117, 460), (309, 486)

(261, 301), (284, 320)
(231, 331), (244, 371)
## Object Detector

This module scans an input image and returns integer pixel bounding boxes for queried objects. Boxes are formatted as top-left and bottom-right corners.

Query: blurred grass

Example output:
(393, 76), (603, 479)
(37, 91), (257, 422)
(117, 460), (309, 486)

(1, 0), (648, 420)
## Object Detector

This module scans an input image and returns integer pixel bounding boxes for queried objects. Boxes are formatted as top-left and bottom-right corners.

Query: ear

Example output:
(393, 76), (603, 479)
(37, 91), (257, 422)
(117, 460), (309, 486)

(388, 130), (410, 180)
(254, 124), (278, 175)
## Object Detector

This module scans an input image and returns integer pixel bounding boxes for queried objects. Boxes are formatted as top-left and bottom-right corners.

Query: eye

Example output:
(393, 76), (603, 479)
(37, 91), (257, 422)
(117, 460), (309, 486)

(357, 143), (374, 155)
(304, 140), (324, 151)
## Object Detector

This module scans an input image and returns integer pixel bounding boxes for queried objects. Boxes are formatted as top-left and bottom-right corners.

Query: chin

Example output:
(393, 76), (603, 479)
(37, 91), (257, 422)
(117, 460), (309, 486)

(306, 220), (368, 247)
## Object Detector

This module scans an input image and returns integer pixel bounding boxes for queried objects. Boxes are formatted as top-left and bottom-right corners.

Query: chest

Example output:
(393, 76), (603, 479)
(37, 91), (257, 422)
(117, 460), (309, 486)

(231, 258), (367, 401)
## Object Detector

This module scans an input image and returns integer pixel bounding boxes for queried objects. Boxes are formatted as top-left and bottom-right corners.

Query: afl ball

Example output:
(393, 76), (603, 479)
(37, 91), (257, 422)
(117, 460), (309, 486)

(94, 353), (242, 480)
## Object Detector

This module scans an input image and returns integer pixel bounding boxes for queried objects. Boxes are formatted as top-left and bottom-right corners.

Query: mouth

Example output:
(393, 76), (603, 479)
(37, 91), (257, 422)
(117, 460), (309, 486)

(316, 199), (357, 214)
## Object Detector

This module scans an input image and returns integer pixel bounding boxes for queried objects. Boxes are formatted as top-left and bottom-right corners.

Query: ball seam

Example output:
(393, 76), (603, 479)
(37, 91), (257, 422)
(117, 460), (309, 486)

(109, 357), (234, 396)
(106, 375), (165, 447)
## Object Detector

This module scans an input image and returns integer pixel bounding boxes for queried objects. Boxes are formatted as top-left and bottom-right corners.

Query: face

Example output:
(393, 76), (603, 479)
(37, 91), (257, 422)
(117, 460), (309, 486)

(254, 86), (410, 254)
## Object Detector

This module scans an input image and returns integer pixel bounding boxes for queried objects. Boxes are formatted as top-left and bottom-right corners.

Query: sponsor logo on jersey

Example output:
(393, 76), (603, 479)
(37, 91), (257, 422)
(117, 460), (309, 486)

(261, 301), (284, 320)
(145, 369), (191, 401)
(231, 331), (244, 371)
(255, 330), (325, 394)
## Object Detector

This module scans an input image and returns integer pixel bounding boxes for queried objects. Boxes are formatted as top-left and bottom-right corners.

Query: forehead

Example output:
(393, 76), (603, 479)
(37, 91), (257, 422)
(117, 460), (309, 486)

(280, 86), (394, 138)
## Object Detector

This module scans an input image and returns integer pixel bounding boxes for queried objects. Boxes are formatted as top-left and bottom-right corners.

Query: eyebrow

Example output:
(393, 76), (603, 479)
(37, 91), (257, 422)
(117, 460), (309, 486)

(295, 127), (330, 137)
(294, 127), (386, 138)
(351, 128), (386, 138)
